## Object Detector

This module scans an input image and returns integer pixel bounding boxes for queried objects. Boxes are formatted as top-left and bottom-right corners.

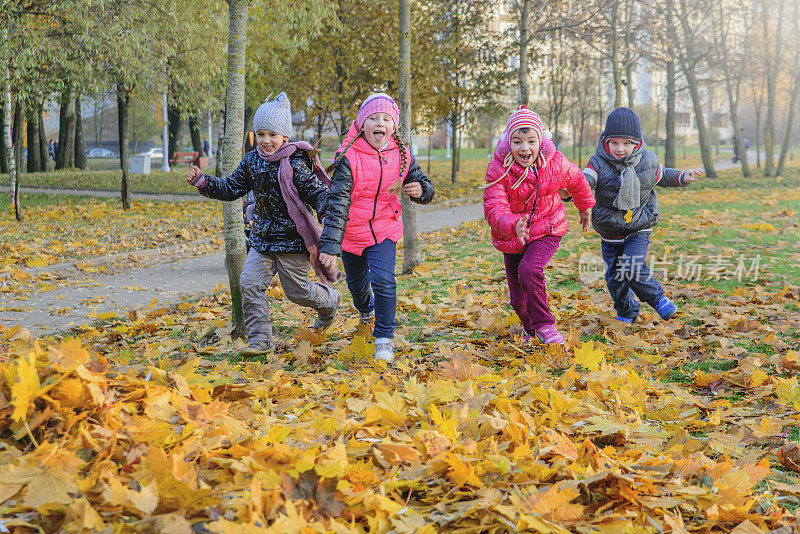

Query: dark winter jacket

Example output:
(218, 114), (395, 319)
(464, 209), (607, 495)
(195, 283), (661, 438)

(319, 151), (435, 256)
(583, 140), (686, 240)
(198, 150), (327, 255)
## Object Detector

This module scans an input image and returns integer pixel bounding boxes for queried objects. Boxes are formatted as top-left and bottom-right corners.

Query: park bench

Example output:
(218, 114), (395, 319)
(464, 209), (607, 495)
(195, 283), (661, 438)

(169, 151), (209, 169)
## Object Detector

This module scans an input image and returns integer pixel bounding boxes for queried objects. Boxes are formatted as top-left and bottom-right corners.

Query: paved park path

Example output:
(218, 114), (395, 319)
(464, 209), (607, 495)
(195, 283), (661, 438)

(0, 199), (485, 337)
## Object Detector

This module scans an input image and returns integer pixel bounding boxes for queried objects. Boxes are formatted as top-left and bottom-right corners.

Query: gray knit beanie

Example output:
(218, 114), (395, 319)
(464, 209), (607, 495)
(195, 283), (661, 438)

(252, 92), (292, 138)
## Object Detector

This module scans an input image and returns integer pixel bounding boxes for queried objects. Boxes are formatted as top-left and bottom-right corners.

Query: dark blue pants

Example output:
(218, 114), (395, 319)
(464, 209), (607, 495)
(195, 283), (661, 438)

(601, 233), (664, 320)
(341, 238), (397, 339)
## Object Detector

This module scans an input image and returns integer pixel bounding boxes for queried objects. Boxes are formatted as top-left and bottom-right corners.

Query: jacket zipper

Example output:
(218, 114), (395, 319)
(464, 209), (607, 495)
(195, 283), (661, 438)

(369, 147), (385, 245)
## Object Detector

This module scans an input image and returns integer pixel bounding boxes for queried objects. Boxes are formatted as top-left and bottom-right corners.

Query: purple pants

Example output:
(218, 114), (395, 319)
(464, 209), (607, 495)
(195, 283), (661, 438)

(503, 235), (562, 334)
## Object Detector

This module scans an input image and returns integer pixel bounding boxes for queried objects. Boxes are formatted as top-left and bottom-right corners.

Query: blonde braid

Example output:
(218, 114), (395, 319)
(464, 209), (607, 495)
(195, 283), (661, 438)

(388, 131), (408, 194)
(393, 131), (408, 178)
(325, 130), (363, 175)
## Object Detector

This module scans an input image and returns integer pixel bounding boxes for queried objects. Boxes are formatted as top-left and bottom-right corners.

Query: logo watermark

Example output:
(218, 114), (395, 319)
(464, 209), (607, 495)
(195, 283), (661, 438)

(578, 252), (763, 284)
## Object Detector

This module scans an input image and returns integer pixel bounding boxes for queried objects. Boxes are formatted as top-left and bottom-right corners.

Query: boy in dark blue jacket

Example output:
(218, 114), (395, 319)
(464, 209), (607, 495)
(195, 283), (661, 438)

(583, 107), (703, 323)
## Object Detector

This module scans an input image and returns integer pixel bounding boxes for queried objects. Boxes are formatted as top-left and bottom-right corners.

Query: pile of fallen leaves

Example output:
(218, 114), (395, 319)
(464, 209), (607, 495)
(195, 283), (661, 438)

(2, 326), (798, 533)
(1, 172), (800, 532)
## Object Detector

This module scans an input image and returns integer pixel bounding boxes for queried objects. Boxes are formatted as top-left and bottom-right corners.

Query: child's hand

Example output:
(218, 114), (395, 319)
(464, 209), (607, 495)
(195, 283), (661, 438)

(682, 169), (703, 183)
(514, 217), (528, 246)
(578, 208), (591, 231)
(404, 182), (423, 199)
(186, 165), (204, 186)
(318, 252), (338, 272)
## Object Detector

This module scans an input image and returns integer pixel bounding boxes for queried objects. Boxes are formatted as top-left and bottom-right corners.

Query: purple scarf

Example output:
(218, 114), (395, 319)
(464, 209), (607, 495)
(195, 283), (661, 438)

(257, 142), (341, 285)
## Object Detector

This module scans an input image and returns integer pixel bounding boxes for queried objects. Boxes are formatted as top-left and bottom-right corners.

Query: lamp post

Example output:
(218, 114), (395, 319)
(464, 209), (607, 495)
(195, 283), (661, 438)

(161, 62), (170, 172)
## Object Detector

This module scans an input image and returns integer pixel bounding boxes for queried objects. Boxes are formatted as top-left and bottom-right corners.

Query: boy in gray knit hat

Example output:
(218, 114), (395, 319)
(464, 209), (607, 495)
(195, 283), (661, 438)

(582, 107), (702, 324)
(185, 92), (341, 356)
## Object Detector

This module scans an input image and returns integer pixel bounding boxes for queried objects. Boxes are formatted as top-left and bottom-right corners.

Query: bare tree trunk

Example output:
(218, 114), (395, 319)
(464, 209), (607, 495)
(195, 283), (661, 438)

(578, 113), (585, 167)
(775, 1), (799, 177)
(55, 87), (76, 169)
(37, 107), (47, 170)
(74, 95), (87, 170)
(518, 0), (531, 106)
(0, 102), (6, 175)
(116, 84), (132, 210)
(664, 0), (676, 168)
(12, 100), (24, 173)
(683, 66), (717, 177)
(215, 105), (225, 178)
(315, 113), (324, 145)
(762, 0), (784, 176)
(221, 0), (249, 337)
(610, 0), (623, 108)
(26, 103), (41, 173)
(625, 64), (635, 108)
(776, 67), (800, 176)
(5, 67), (21, 221)
(168, 103), (182, 162)
(678, 0), (716, 177)
(189, 116), (203, 154)
(450, 111), (459, 183)
(753, 82), (763, 168)
(398, 0), (420, 274)
(727, 86), (750, 177)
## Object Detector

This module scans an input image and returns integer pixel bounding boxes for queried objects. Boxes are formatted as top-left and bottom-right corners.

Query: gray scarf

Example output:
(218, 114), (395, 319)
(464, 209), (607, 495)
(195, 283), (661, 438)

(612, 152), (643, 211)
(597, 138), (646, 211)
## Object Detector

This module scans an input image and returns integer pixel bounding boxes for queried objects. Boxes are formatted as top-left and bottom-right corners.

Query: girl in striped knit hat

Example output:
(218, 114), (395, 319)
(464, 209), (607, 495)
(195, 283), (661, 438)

(484, 106), (595, 344)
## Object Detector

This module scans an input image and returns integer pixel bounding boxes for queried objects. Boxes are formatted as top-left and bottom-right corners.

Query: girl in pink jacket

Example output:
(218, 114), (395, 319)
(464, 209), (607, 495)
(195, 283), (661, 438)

(319, 93), (435, 362)
(484, 106), (595, 344)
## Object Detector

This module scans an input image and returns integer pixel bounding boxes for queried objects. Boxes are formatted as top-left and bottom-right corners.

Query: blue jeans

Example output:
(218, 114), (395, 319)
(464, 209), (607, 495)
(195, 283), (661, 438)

(341, 238), (397, 339)
(601, 233), (664, 320)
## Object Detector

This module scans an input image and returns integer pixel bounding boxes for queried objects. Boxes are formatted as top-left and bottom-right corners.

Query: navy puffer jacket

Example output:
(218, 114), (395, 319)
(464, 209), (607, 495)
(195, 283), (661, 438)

(198, 150), (327, 255)
(584, 140), (686, 239)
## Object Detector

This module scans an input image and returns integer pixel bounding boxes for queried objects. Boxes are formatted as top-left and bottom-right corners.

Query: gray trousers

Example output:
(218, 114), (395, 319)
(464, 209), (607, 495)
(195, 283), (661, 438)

(241, 249), (338, 347)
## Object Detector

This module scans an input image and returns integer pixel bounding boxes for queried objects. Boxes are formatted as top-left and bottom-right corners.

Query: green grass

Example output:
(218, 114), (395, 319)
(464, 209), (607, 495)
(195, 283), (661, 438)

(0, 192), (99, 210)
(12, 168), (200, 195)
(663, 359), (738, 383)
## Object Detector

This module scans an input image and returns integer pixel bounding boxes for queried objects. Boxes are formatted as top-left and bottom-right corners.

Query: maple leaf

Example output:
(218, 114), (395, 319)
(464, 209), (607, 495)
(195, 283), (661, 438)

(4, 350), (41, 421)
(442, 452), (483, 487)
(573, 340), (604, 372)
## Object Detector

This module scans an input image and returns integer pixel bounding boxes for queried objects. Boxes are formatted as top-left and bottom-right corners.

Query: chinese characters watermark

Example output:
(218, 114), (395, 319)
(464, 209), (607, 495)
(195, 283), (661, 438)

(578, 252), (762, 284)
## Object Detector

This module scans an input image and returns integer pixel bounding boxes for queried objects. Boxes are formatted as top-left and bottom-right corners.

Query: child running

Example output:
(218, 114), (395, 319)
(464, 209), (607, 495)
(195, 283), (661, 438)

(186, 92), (340, 356)
(484, 106), (595, 345)
(318, 93), (435, 363)
(583, 107), (702, 323)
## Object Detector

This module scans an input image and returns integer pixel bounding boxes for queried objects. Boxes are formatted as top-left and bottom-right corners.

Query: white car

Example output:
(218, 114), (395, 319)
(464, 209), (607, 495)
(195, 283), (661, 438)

(86, 148), (117, 158)
(138, 148), (164, 159)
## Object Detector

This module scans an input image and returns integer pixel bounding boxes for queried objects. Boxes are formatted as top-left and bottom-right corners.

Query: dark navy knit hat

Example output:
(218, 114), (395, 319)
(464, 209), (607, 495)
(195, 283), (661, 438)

(602, 107), (642, 141)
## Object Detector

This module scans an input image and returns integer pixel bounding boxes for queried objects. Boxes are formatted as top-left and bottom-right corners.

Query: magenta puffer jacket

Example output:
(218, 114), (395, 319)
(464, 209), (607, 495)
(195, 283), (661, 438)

(483, 137), (595, 254)
(319, 122), (435, 256)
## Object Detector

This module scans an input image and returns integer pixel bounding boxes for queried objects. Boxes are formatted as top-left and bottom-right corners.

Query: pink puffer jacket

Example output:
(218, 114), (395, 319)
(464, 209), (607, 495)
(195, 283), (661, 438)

(340, 122), (409, 255)
(483, 137), (595, 254)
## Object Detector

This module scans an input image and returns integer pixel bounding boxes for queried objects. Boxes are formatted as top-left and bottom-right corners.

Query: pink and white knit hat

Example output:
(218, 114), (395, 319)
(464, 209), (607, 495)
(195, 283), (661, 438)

(356, 93), (400, 130)
(505, 105), (544, 142)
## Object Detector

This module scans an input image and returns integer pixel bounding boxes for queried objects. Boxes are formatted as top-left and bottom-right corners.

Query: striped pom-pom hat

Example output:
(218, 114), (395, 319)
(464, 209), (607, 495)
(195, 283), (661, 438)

(505, 105), (544, 142)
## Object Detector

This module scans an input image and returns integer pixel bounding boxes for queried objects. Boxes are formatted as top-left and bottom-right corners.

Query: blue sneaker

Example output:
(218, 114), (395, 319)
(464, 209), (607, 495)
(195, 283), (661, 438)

(615, 316), (635, 324)
(655, 296), (677, 320)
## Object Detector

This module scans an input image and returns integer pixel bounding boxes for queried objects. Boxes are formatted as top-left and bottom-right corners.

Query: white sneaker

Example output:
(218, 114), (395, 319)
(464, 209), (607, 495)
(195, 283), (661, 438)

(373, 338), (394, 363)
